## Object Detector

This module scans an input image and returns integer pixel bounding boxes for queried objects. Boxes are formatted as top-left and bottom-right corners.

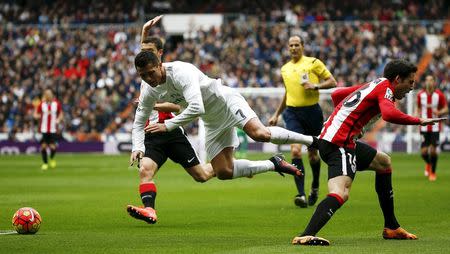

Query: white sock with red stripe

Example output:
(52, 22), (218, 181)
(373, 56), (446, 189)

(268, 126), (313, 145)
(232, 159), (274, 178)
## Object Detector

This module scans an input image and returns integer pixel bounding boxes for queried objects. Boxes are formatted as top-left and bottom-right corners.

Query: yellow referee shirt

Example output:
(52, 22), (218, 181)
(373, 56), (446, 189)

(281, 56), (332, 107)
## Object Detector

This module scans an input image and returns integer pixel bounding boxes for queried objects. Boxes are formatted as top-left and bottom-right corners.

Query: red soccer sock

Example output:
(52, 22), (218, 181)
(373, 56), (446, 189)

(139, 183), (157, 208)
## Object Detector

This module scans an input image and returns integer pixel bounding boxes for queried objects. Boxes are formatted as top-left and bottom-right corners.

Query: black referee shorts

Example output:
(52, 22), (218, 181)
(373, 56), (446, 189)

(144, 127), (200, 169)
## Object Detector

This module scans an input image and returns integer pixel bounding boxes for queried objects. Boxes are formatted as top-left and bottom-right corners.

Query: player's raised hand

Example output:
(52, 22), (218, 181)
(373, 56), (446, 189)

(419, 117), (447, 126)
(141, 15), (163, 43)
(144, 123), (168, 133)
(130, 150), (143, 167)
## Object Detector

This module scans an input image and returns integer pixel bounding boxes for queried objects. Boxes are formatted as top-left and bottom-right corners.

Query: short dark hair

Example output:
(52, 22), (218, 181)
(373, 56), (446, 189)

(383, 59), (418, 82)
(134, 51), (160, 69)
(289, 35), (304, 46)
(142, 36), (163, 50)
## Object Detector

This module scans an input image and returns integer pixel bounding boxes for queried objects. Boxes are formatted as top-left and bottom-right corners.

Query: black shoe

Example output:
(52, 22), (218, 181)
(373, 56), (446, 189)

(269, 154), (302, 177)
(308, 189), (319, 206)
(294, 195), (307, 208)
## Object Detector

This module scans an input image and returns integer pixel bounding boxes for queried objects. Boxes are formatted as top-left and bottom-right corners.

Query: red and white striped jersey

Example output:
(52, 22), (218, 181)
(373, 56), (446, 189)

(37, 99), (62, 133)
(417, 89), (447, 132)
(145, 111), (175, 127)
(321, 78), (421, 149)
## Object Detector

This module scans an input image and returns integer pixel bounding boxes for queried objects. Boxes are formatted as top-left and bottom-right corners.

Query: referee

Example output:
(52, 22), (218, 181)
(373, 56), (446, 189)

(269, 35), (336, 208)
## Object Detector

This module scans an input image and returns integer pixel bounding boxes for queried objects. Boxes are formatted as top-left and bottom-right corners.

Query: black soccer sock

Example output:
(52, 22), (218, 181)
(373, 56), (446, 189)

(301, 194), (344, 236)
(310, 159), (321, 189)
(41, 148), (48, 164)
(140, 183), (157, 208)
(421, 152), (430, 164)
(292, 158), (305, 196)
(375, 170), (400, 229)
(50, 148), (56, 159)
(430, 154), (438, 173)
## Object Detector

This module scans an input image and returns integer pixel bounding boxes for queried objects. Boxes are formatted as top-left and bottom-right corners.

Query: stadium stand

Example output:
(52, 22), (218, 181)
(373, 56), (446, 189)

(0, 0), (448, 142)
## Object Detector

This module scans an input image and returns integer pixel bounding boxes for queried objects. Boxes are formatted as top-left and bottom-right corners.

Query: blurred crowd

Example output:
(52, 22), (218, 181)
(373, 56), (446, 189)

(2, 0), (446, 24)
(0, 1), (448, 141)
(0, 25), (143, 141)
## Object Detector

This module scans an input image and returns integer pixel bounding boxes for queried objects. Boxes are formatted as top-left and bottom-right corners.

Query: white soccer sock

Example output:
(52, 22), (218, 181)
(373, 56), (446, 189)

(232, 159), (274, 179)
(268, 126), (313, 145)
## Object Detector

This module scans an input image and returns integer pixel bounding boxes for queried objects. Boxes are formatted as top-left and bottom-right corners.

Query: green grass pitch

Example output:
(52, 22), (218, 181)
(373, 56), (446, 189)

(0, 153), (449, 253)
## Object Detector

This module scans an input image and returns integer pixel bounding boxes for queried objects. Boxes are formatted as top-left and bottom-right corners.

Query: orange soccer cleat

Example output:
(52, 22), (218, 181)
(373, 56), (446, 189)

(383, 227), (418, 240)
(126, 205), (157, 224)
(424, 164), (431, 177)
(428, 172), (437, 181)
(292, 235), (330, 246)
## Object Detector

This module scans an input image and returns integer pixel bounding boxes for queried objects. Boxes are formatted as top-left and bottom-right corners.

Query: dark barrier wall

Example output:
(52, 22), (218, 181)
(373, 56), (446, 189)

(0, 141), (103, 155)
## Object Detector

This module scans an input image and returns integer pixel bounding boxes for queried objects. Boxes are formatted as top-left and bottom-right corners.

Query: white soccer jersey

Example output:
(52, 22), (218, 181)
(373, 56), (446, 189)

(132, 61), (236, 153)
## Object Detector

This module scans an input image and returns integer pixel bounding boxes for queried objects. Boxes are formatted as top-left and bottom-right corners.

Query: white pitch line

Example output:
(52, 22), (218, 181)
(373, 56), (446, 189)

(0, 230), (17, 235)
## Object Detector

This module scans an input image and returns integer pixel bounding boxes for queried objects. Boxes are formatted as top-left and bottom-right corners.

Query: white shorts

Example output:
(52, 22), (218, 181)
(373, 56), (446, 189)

(201, 90), (257, 160)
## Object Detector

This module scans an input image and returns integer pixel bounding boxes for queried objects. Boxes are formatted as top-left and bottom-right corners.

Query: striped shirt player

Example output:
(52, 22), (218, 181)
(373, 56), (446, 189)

(416, 75), (448, 180)
(37, 99), (62, 135)
(34, 89), (63, 170)
(321, 78), (420, 150)
(417, 88), (446, 138)
(292, 60), (445, 245)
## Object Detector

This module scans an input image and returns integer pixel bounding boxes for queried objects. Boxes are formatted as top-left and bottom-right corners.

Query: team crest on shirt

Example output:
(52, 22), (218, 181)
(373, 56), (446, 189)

(384, 88), (394, 101)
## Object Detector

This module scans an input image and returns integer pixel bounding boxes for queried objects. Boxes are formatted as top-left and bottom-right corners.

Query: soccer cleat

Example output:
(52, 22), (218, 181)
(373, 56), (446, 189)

(127, 205), (157, 224)
(308, 188), (319, 206)
(383, 227), (418, 240)
(269, 154), (302, 177)
(424, 164), (431, 176)
(49, 159), (56, 169)
(428, 172), (436, 181)
(292, 235), (330, 246)
(41, 164), (48, 170)
(294, 195), (307, 208)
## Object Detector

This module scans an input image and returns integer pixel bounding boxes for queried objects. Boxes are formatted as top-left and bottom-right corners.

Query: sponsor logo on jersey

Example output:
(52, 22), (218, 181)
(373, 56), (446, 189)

(384, 88), (394, 101)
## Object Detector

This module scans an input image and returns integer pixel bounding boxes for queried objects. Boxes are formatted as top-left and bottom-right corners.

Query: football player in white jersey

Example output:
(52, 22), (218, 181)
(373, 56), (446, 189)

(131, 50), (316, 183)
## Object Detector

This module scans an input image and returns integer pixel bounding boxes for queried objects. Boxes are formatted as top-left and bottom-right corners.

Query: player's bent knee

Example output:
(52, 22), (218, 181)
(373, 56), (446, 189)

(377, 152), (391, 169)
(139, 164), (156, 181)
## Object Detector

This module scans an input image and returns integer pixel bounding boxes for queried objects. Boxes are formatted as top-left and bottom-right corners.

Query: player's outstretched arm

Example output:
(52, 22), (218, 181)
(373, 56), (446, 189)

(154, 102), (181, 113)
(141, 15), (163, 44)
(419, 117), (447, 126)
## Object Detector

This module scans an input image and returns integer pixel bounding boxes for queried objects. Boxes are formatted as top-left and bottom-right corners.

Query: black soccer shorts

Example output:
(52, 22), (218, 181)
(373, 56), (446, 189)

(144, 127), (200, 169)
(318, 139), (378, 180)
(40, 133), (58, 144)
(420, 132), (440, 147)
(355, 140), (378, 171)
(318, 139), (358, 180)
